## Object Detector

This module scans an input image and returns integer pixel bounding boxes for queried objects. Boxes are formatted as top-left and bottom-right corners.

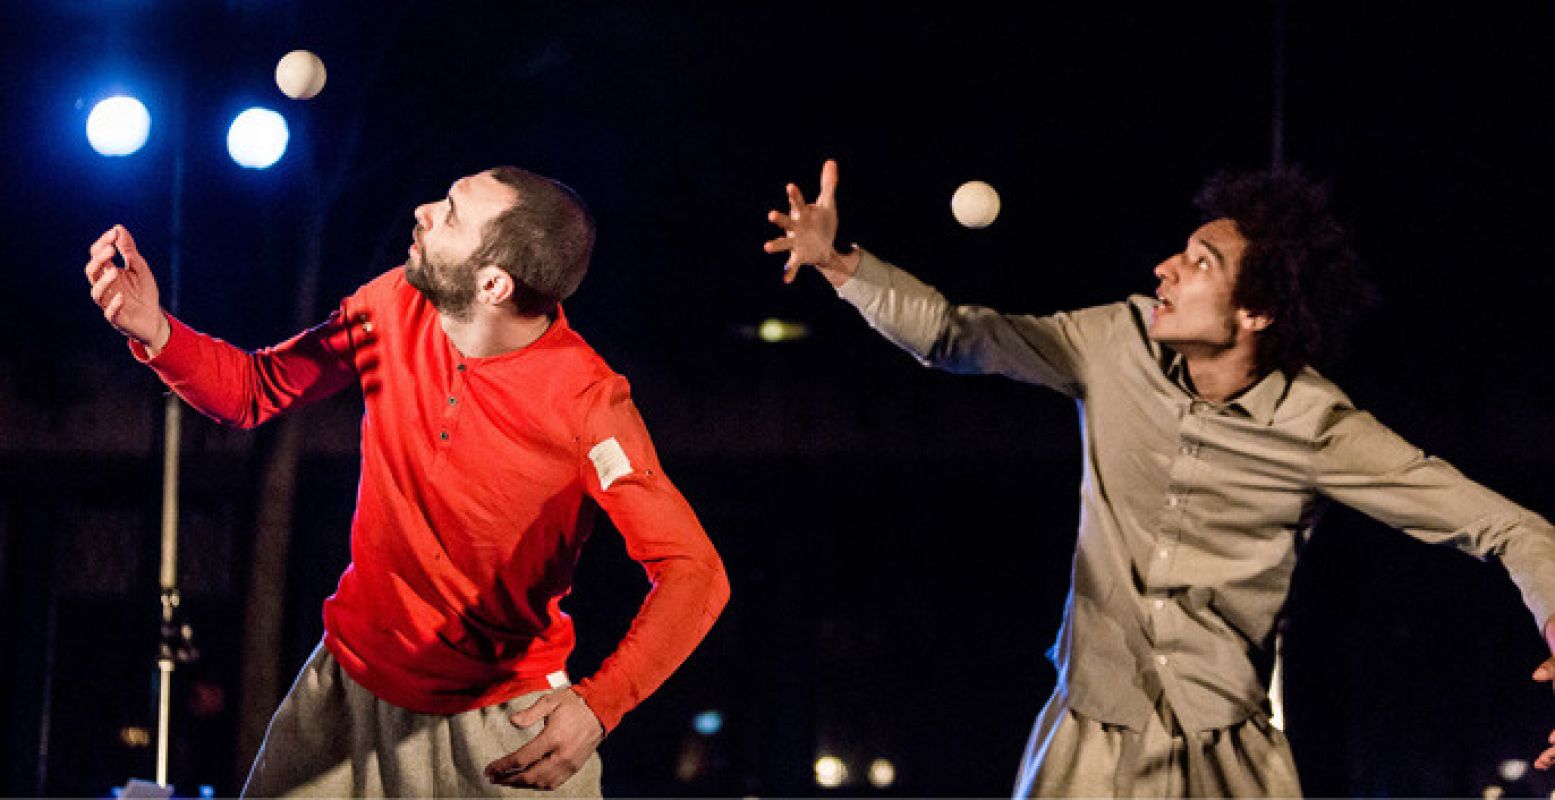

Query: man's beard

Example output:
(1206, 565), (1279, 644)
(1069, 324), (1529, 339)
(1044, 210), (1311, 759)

(405, 244), (479, 319)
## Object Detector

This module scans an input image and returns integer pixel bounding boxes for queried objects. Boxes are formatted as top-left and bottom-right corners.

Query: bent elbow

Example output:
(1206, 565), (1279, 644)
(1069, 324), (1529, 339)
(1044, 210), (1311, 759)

(706, 555), (731, 617)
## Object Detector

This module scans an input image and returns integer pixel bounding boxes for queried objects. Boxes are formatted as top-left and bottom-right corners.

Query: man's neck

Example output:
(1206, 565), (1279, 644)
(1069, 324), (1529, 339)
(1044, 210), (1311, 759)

(1181, 347), (1264, 403)
(439, 308), (553, 359)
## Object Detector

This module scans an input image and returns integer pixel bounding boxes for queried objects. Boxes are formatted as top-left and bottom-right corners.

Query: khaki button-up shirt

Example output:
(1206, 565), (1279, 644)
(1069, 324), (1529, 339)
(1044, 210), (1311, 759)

(838, 249), (1555, 733)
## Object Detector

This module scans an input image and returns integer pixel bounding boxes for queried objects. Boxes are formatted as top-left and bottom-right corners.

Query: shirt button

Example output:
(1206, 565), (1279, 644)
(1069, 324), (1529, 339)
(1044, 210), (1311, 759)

(1155, 654), (1169, 666)
(1153, 599), (1166, 610)
(1166, 494), (1181, 508)
(448, 396), (458, 406)
(439, 431), (449, 441)
(457, 364), (467, 372)
(1157, 548), (1169, 560)
(1179, 443), (1195, 456)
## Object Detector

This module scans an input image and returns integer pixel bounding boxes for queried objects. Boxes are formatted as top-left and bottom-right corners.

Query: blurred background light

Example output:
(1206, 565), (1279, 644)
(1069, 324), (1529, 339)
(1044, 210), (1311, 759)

(756, 318), (809, 343)
(867, 757), (895, 788)
(86, 96), (151, 157)
(692, 709), (723, 736)
(117, 725), (151, 748)
(1498, 758), (1528, 782)
(814, 754), (847, 789)
(226, 107), (289, 169)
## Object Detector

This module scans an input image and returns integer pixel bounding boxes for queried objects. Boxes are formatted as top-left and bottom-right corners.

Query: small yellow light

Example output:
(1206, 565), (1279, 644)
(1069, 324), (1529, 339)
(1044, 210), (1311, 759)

(814, 754), (848, 788)
(119, 726), (151, 748)
(757, 318), (810, 343)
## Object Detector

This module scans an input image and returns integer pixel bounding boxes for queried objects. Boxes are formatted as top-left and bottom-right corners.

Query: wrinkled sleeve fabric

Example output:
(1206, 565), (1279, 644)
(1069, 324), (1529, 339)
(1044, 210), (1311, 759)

(129, 306), (360, 429)
(835, 248), (1114, 398)
(570, 375), (730, 732)
(1315, 405), (1555, 633)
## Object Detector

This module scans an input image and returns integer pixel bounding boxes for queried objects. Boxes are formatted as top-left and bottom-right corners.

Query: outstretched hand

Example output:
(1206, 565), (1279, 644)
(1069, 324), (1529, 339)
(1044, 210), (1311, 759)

(84, 225), (169, 353)
(484, 688), (603, 790)
(763, 159), (860, 287)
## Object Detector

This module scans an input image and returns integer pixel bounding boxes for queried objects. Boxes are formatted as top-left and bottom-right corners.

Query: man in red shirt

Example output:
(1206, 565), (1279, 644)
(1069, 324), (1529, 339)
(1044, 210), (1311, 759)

(83, 166), (730, 796)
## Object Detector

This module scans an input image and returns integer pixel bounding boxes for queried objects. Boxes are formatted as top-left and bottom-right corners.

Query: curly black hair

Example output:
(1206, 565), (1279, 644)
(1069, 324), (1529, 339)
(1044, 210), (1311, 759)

(1194, 169), (1375, 377)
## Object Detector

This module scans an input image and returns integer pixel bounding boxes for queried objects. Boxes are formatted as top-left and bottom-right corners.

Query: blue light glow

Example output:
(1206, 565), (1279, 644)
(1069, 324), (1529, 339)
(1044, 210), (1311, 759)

(692, 709), (723, 736)
(226, 107), (289, 169)
(86, 96), (151, 157)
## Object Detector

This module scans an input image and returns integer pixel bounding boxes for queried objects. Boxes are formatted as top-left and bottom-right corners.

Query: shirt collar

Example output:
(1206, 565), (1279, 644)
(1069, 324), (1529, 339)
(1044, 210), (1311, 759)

(1230, 368), (1288, 425)
(1164, 352), (1288, 425)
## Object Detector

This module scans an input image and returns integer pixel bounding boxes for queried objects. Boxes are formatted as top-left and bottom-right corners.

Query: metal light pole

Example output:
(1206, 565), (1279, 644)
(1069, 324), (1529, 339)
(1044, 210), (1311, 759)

(154, 87), (197, 789)
(154, 93), (186, 784)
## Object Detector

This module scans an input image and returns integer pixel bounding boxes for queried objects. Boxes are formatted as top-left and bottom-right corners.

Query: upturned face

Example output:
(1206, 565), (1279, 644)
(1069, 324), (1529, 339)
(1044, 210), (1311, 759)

(405, 171), (517, 317)
(1148, 217), (1257, 356)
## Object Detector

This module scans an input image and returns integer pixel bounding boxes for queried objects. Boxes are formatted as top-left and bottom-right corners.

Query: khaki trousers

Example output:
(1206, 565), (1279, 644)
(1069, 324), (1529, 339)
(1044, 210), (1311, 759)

(1013, 691), (1301, 798)
(242, 642), (603, 798)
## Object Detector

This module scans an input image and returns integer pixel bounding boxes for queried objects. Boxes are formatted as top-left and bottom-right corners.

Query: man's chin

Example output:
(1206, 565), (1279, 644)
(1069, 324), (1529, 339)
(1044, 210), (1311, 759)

(404, 260), (432, 293)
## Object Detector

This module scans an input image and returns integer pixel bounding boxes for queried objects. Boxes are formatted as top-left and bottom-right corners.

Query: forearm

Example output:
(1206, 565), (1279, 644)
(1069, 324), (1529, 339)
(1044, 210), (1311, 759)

(132, 312), (355, 428)
(836, 248), (956, 363)
(836, 249), (1088, 391)
(1495, 516), (1555, 637)
(572, 549), (729, 732)
(1318, 410), (1555, 633)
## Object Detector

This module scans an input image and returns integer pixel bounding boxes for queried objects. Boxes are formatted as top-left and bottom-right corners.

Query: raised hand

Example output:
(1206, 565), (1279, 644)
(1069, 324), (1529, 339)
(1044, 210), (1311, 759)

(484, 688), (603, 790)
(763, 159), (859, 286)
(84, 225), (169, 353)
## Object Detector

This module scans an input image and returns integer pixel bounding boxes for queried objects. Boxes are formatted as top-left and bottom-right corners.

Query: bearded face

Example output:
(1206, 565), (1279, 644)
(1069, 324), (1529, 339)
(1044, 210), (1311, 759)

(405, 226), (481, 319)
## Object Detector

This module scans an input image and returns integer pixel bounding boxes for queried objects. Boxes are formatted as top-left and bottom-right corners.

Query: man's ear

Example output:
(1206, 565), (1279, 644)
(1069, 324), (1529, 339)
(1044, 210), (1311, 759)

(474, 265), (515, 306)
(1238, 308), (1273, 333)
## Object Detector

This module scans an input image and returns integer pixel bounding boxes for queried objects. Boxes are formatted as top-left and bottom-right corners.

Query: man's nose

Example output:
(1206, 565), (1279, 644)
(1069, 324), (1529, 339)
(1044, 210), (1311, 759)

(413, 203), (432, 228)
(1153, 257), (1175, 281)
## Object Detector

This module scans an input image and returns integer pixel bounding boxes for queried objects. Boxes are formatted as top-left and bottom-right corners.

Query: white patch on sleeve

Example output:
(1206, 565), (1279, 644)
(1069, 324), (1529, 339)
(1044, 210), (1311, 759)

(588, 437), (633, 490)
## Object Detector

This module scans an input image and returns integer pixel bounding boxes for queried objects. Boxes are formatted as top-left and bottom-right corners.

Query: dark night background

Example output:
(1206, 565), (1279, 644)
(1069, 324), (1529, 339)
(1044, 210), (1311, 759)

(3, 1), (1555, 796)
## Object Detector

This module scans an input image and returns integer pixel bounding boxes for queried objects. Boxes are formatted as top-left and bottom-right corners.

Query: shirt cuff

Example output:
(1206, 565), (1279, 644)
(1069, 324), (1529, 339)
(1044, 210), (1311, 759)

(127, 312), (187, 366)
(571, 676), (630, 733)
(835, 247), (889, 302)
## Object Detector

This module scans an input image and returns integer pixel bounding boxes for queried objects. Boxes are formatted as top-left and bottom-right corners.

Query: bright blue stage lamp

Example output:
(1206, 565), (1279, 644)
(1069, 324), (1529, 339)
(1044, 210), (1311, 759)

(226, 107), (289, 169)
(86, 95), (151, 157)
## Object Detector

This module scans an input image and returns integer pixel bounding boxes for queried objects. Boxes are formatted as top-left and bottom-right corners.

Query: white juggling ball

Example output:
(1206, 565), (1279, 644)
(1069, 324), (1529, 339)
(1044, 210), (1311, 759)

(275, 50), (327, 100)
(951, 180), (1001, 229)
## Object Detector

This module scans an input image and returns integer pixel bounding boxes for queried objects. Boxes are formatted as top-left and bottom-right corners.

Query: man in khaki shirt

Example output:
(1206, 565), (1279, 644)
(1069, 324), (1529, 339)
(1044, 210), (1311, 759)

(764, 161), (1555, 796)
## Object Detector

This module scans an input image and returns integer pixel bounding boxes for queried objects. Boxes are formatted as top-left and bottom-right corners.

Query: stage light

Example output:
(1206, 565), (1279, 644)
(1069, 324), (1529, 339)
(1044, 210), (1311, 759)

(814, 754), (847, 788)
(692, 709), (723, 736)
(87, 96), (151, 157)
(1500, 759), (1529, 781)
(867, 758), (896, 788)
(226, 107), (289, 169)
(757, 318), (810, 343)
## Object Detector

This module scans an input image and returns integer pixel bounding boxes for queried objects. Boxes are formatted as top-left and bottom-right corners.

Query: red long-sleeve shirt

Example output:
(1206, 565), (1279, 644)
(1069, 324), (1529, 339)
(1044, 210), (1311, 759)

(132, 268), (729, 731)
